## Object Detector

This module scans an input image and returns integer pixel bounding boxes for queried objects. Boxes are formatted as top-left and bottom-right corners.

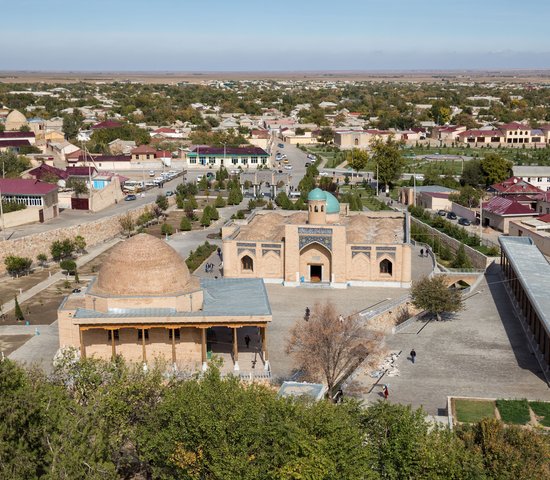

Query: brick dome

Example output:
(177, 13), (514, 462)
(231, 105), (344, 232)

(94, 233), (191, 296)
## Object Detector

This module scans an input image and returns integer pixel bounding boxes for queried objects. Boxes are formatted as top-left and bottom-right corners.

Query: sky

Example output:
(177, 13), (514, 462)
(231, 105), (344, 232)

(2, 0), (550, 71)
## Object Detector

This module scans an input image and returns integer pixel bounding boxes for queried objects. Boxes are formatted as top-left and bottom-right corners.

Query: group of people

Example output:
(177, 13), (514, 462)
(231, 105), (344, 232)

(204, 262), (216, 273)
(419, 248), (431, 258)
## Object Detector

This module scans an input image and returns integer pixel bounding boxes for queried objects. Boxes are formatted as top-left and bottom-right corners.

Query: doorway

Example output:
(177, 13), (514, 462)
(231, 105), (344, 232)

(310, 265), (322, 282)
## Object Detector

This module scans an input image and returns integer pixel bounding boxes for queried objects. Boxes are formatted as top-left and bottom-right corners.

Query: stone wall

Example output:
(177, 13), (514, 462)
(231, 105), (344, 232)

(0, 203), (153, 275)
(411, 217), (492, 269)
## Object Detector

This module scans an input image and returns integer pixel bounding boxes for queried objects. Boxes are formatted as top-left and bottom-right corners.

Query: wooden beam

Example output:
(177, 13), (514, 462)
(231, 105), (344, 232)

(111, 329), (116, 359)
(142, 328), (146, 363)
(232, 327), (238, 363)
(261, 327), (268, 362)
(78, 322), (270, 331)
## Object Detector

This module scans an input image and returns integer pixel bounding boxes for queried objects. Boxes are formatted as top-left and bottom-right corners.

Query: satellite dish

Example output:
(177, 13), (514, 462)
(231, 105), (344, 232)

(57, 179), (66, 188)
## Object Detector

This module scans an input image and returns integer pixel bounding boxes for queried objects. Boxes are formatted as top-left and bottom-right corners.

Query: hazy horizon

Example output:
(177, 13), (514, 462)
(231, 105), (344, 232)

(2, 0), (549, 71)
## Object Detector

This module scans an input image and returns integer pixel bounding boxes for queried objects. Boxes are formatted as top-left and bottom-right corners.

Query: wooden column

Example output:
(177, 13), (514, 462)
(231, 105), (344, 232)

(201, 328), (207, 368)
(232, 327), (239, 369)
(142, 328), (146, 363)
(261, 326), (269, 371)
(79, 327), (86, 359)
(110, 329), (116, 359)
(171, 328), (176, 364)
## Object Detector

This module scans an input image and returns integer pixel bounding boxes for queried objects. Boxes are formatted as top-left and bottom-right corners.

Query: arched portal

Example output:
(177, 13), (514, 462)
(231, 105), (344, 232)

(299, 243), (332, 283)
(241, 255), (254, 272)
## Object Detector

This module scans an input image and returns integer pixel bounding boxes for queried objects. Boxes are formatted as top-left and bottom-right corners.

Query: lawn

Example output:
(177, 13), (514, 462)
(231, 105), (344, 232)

(454, 399), (495, 423)
(529, 401), (550, 427)
(495, 399), (531, 425)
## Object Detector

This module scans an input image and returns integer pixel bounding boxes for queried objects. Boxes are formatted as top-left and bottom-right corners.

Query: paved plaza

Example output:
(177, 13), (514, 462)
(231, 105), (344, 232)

(362, 264), (550, 415)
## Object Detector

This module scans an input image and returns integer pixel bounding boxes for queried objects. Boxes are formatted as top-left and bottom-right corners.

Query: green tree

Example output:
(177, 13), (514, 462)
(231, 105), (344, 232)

(346, 149), (369, 178)
(411, 275), (464, 321)
(275, 191), (293, 209)
(0, 152), (31, 178)
(119, 212), (135, 237)
(200, 209), (211, 227)
(449, 186), (483, 208)
(461, 159), (483, 186)
(14, 296), (24, 321)
(50, 239), (75, 261)
(317, 126), (334, 145)
(480, 153), (513, 186)
(4, 256), (32, 277)
(73, 235), (87, 253)
(214, 194), (226, 208)
(156, 194), (169, 211)
(451, 244), (473, 269)
(36, 253), (48, 267)
(227, 188), (243, 205)
(430, 100), (452, 124)
(62, 110), (84, 139)
(161, 223), (174, 236)
(180, 217), (192, 231)
(371, 137), (406, 193)
(60, 259), (77, 274)
(67, 178), (88, 196)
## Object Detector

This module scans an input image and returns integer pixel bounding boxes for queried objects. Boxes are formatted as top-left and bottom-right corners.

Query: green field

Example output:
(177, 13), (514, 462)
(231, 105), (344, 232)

(496, 399), (531, 425)
(454, 399), (496, 423)
(529, 401), (550, 427)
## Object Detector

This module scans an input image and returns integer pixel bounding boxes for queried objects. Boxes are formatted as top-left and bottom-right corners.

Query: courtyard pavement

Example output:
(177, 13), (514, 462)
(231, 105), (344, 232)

(361, 264), (550, 415)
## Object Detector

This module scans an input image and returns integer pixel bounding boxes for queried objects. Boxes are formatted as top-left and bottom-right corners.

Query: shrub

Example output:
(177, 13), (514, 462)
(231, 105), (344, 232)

(200, 210), (211, 227)
(36, 253), (48, 267)
(214, 194), (226, 208)
(4, 256), (32, 277)
(180, 217), (192, 231)
(60, 259), (77, 274)
(50, 239), (75, 261)
(161, 223), (174, 236)
(227, 188), (243, 205)
(14, 295), (24, 321)
(156, 195), (169, 211)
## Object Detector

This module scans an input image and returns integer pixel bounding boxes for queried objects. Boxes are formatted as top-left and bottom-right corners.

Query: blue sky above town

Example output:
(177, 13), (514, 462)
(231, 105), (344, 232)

(2, 0), (549, 71)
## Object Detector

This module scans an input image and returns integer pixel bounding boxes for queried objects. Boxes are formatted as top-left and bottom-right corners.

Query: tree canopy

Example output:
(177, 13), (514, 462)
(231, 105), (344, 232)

(370, 137), (406, 192)
(411, 275), (464, 321)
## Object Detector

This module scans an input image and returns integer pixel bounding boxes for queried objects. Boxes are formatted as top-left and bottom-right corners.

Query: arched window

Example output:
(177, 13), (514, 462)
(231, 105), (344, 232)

(380, 258), (393, 275)
(314, 205), (318, 212)
(354, 138), (359, 146)
(241, 255), (254, 271)
(321, 205), (324, 212)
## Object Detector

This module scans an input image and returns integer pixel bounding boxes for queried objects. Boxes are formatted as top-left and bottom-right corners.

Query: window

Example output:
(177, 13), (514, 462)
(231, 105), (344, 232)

(379, 259), (393, 275)
(208, 157), (216, 164)
(107, 330), (119, 341)
(314, 205), (318, 212)
(251, 156), (258, 164)
(232, 158), (238, 165)
(321, 205), (324, 212)
(354, 138), (359, 146)
(261, 158), (267, 164)
(199, 156), (206, 165)
(138, 329), (149, 340)
(168, 328), (180, 340)
(189, 157), (197, 164)
(242, 157), (248, 164)
(241, 255), (254, 271)
(538, 177), (543, 182)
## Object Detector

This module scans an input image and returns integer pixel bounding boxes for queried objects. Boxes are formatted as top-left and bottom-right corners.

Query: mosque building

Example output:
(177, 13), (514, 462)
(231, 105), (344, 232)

(58, 234), (272, 372)
(222, 188), (412, 288)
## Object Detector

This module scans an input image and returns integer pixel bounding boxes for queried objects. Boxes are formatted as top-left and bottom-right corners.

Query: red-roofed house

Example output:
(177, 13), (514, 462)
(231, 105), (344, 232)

(488, 177), (543, 196)
(24, 163), (68, 182)
(0, 178), (59, 226)
(482, 196), (537, 233)
(131, 145), (157, 162)
(0, 131), (36, 145)
(0, 139), (32, 153)
(91, 120), (123, 130)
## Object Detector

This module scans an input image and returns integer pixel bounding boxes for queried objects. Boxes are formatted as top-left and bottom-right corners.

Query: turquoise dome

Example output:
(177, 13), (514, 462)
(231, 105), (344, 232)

(307, 188), (326, 201)
(324, 191), (340, 214)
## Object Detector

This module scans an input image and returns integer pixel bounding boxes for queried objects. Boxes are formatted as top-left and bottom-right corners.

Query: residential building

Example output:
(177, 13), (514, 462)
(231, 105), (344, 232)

(512, 166), (550, 192)
(398, 185), (457, 207)
(0, 131), (36, 145)
(186, 146), (270, 170)
(482, 196), (537, 233)
(508, 216), (550, 257)
(0, 178), (59, 225)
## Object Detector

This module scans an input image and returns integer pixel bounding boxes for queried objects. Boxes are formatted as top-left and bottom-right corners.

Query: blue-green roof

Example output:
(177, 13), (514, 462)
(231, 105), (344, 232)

(325, 191), (340, 214)
(307, 188), (340, 214)
(307, 188), (326, 201)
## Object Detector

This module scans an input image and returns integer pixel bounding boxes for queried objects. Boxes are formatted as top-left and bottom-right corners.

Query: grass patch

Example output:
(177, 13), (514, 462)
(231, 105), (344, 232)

(454, 399), (495, 423)
(529, 401), (550, 427)
(186, 241), (217, 273)
(496, 399), (531, 425)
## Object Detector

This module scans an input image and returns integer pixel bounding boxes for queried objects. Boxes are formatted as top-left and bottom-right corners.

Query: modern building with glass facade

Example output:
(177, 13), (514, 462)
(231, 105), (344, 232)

(185, 146), (270, 170)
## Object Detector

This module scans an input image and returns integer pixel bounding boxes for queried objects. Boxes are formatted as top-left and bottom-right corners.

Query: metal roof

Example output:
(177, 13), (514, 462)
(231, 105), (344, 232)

(499, 236), (550, 337)
(73, 278), (271, 320)
(278, 381), (327, 401)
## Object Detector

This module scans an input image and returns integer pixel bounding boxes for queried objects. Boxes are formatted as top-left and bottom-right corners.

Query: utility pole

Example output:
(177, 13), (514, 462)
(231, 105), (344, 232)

(479, 195), (483, 246)
(0, 185), (5, 240)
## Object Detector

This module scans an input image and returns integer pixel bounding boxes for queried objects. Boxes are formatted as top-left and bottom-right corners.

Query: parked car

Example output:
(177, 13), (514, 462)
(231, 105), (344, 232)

(437, 210), (447, 216)
(165, 191), (174, 197)
(446, 212), (457, 220)
(124, 194), (137, 201)
(206, 172), (215, 179)
(278, 143), (285, 148)
(307, 154), (316, 160)
(230, 169), (240, 175)
(458, 217), (471, 226)
(72, 288), (81, 294)
(262, 192), (272, 199)
(149, 170), (155, 177)
(304, 161), (311, 167)
(284, 165), (293, 170)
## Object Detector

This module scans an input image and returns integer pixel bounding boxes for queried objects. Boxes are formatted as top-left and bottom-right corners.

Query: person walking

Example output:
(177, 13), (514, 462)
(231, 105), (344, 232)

(420, 248), (424, 257)
(244, 335), (251, 348)
(304, 307), (310, 321)
(410, 348), (417, 364)
(382, 385), (389, 400)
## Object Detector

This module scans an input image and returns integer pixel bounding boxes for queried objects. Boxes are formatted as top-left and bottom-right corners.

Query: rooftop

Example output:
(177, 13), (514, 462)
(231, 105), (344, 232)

(189, 146), (268, 156)
(0, 178), (57, 195)
(499, 237), (550, 338)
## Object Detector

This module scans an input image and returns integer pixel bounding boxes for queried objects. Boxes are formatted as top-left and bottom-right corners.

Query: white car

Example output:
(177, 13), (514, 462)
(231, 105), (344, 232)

(284, 165), (293, 170)
(149, 170), (155, 177)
